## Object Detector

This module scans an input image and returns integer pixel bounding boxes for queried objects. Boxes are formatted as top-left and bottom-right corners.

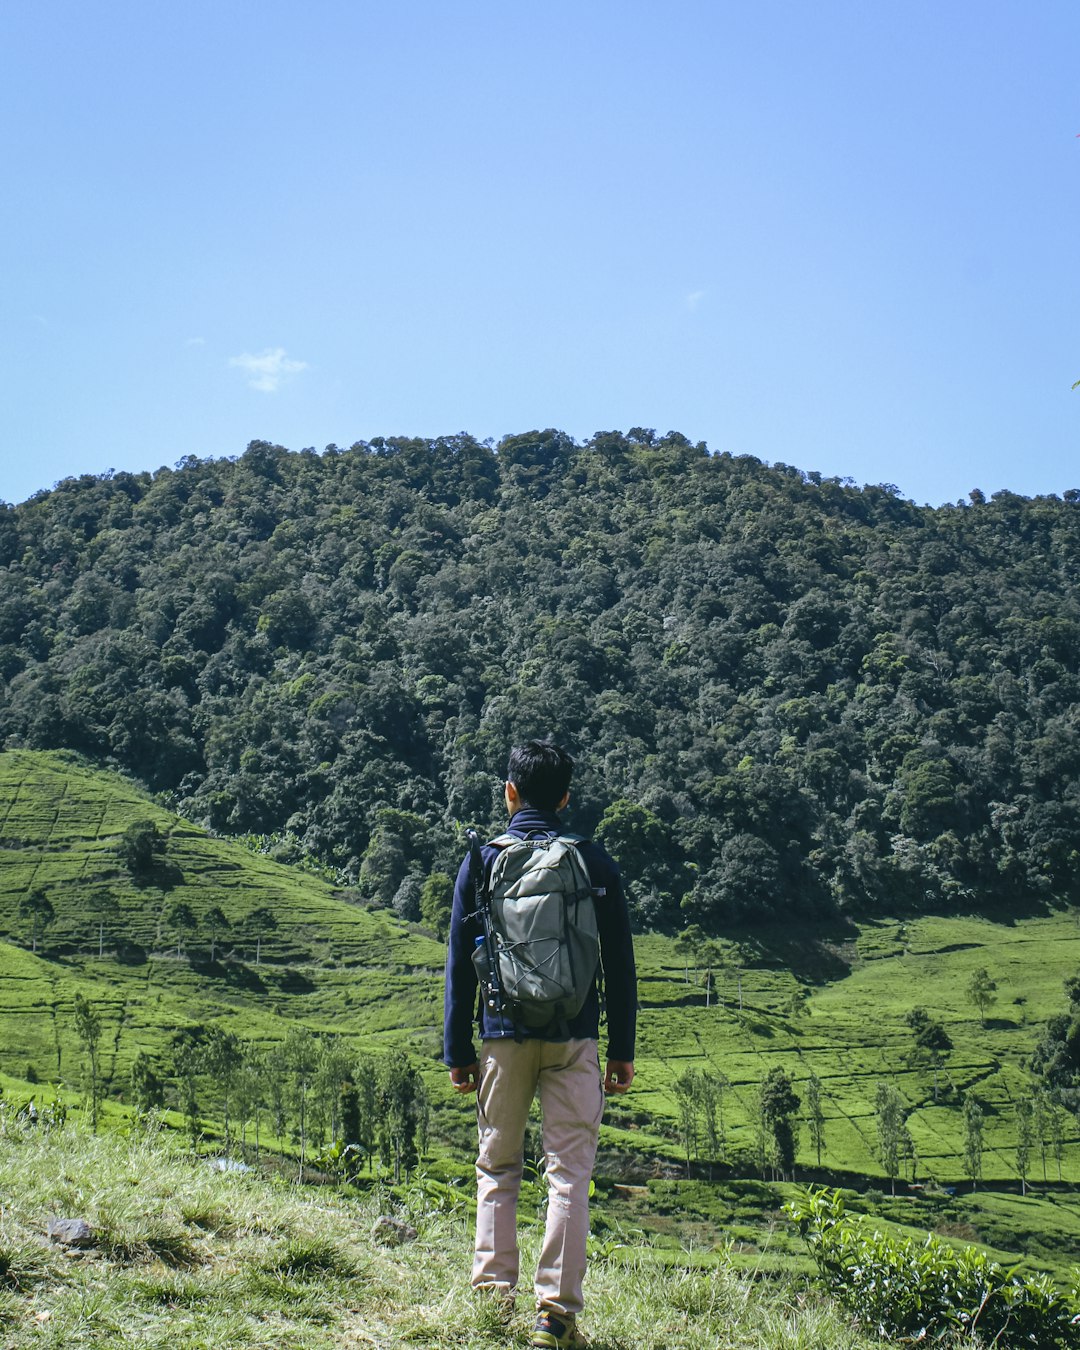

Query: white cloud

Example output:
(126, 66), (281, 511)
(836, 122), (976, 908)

(685, 290), (706, 311)
(229, 347), (308, 393)
(185, 336), (206, 347)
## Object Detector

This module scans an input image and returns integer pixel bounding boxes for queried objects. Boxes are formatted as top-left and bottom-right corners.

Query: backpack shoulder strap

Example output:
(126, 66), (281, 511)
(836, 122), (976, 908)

(557, 836), (606, 896)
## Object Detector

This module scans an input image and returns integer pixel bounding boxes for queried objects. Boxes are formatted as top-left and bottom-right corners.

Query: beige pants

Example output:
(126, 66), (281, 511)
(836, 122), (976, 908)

(473, 1037), (604, 1317)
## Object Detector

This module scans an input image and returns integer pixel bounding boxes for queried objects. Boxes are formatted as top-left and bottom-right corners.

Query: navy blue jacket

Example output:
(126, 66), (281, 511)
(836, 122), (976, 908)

(443, 807), (637, 1067)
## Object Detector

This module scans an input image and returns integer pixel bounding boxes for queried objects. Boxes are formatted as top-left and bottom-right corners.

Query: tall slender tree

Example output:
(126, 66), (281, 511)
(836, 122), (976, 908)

(204, 1027), (243, 1154)
(284, 1026), (318, 1178)
(674, 925), (705, 984)
(71, 994), (103, 1131)
(204, 906), (230, 963)
(875, 1080), (905, 1196)
(1032, 1086), (1050, 1183)
(130, 1051), (165, 1117)
(173, 1040), (202, 1150)
(904, 1008), (953, 1102)
(264, 1041), (290, 1145)
(1015, 1092), (1034, 1196)
(166, 902), (198, 959)
(350, 1054), (380, 1173)
(19, 889), (54, 954)
(700, 940), (724, 1008)
(313, 1038), (353, 1147)
(87, 889), (120, 959)
(378, 1056), (428, 1183)
(962, 1093), (985, 1189)
(1049, 1098), (1066, 1181)
(759, 1067), (801, 1181)
(672, 1070), (700, 1177)
(246, 907), (278, 965)
(234, 1046), (267, 1159)
(967, 968), (998, 1026)
(698, 1071), (726, 1173)
(806, 1073), (826, 1168)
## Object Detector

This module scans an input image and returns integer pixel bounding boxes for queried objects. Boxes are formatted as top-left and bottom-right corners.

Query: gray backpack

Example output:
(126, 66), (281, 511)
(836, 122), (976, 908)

(472, 832), (602, 1034)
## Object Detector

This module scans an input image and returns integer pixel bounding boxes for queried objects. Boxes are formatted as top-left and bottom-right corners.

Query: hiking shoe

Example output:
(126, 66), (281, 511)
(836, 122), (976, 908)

(530, 1310), (587, 1349)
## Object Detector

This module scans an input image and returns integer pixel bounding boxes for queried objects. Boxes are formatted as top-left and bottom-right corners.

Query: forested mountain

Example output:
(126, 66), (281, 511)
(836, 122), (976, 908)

(1, 430), (1078, 929)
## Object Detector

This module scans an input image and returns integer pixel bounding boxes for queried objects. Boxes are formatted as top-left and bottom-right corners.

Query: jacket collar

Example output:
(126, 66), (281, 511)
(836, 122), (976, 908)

(505, 807), (564, 835)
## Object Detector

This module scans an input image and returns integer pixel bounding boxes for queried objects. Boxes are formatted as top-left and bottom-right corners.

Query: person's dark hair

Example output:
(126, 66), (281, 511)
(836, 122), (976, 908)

(507, 740), (574, 811)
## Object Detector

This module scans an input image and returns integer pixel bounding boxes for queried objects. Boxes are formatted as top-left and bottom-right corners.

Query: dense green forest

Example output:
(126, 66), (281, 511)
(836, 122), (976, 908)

(2, 430), (1078, 929)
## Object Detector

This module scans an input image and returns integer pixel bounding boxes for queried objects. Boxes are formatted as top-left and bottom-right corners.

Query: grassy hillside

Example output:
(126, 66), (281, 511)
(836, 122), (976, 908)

(5, 748), (1080, 1282)
(0, 1123), (891, 1350)
(630, 912), (1080, 1184)
(0, 748), (446, 1095)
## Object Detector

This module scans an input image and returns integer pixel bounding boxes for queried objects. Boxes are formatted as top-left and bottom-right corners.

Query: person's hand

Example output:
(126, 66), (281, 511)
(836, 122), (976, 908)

(604, 1060), (634, 1094)
(449, 1062), (480, 1094)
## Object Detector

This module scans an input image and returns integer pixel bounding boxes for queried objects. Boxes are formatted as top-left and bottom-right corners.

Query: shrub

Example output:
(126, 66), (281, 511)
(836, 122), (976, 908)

(786, 1187), (1080, 1347)
(120, 819), (166, 876)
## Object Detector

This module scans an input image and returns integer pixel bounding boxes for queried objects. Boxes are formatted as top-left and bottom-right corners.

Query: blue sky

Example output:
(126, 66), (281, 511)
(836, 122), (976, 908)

(2, 1), (1077, 508)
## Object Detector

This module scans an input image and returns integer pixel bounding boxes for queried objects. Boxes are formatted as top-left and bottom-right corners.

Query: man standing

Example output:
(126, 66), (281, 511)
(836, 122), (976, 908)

(444, 740), (637, 1350)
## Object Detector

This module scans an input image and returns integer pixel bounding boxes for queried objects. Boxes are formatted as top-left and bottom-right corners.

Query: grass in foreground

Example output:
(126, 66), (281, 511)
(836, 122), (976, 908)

(0, 1119), (893, 1350)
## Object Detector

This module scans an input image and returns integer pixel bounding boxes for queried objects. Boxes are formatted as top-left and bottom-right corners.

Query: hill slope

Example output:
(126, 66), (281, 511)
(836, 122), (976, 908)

(0, 749), (445, 1099)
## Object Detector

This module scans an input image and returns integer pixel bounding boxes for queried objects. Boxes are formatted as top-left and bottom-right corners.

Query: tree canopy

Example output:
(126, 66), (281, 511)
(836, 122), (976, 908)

(2, 431), (1078, 930)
